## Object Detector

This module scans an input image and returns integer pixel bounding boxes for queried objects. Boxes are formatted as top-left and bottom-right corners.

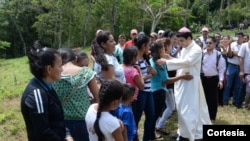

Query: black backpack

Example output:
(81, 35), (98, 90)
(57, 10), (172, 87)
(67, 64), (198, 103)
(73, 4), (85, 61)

(200, 50), (222, 77)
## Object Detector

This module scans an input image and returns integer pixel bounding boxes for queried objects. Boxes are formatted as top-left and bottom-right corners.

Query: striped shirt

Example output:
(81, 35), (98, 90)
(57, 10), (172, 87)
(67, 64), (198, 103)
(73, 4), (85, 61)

(136, 59), (151, 92)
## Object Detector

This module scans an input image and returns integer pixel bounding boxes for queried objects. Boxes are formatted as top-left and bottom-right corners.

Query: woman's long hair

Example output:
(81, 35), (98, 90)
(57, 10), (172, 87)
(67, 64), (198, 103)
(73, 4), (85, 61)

(92, 31), (112, 70)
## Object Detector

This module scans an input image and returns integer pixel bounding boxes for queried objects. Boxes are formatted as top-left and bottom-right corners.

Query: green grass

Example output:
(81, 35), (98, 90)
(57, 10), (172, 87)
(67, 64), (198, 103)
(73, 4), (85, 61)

(1, 28), (250, 141)
(0, 57), (32, 100)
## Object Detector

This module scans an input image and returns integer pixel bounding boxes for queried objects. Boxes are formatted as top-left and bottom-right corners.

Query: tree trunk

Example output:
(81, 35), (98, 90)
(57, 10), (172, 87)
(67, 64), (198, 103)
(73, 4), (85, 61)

(219, 0), (224, 28)
(141, 9), (145, 32)
(110, 1), (117, 34)
(151, 18), (157, 32)
(184, 0), (189, 27)
(58, 14), (62, 48)
(83, 1), (92, 47)
(227, 0), (231, 26)
(142, 0), (168, 32)
(68, 16), (72, 48)
(9, 15), (26, 56)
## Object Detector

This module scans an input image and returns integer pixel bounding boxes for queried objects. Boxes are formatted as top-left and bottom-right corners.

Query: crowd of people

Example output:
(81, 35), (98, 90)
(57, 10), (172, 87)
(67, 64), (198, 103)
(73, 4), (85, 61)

(20, 26), (250, 141)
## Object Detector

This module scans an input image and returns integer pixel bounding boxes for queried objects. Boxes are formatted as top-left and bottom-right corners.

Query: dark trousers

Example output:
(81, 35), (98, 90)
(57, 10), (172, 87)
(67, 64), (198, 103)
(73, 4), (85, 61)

(152, 89), (166, 129)
(201, 76), (219, 120)
(132, 91), (155, 141)
(218, 87), (224, 106)
(64, 120), (89, 141)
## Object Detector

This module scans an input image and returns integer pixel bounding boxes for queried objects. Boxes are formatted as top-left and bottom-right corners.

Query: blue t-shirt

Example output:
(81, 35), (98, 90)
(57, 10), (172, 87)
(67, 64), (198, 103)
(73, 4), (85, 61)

(149, 58), (168, 92)
(117, 104), (136, 141)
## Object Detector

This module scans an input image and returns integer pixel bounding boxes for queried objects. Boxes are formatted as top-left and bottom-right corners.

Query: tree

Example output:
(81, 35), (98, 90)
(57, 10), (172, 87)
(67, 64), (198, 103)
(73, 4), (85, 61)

(141, 0), (171, 32)
(1, 0), (250, 59)
(0, 40), (10, 49)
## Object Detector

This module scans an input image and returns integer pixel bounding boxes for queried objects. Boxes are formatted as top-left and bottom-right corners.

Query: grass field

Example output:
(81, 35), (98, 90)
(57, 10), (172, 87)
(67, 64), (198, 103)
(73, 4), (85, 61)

(0, 28), (250, 141)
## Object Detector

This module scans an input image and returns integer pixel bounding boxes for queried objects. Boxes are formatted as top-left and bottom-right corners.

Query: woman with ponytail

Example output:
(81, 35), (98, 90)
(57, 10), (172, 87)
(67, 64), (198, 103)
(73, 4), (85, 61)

(21, 40), (73, 141)
(92, 31), (125, 83)
(85, 80), (124, 141)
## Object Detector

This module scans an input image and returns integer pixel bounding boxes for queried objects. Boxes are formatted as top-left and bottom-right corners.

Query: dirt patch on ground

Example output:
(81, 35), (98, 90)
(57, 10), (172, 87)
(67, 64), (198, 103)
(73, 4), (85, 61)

(0, 97), (21, 111)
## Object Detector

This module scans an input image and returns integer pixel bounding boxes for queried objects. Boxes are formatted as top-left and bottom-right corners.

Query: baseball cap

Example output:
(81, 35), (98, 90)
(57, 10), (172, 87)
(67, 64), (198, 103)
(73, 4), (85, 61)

(158, 30), (164, 34)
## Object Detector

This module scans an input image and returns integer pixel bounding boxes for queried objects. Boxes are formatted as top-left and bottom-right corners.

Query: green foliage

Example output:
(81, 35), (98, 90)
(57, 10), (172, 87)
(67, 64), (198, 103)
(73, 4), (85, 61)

(0, 0), (250, 58)
(0, 41), (11, 49)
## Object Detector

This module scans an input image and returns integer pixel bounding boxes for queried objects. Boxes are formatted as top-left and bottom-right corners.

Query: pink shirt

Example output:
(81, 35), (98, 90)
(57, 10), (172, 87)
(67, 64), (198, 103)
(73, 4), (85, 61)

(202, 49), (225, 81)
(123, 65), (139, 100)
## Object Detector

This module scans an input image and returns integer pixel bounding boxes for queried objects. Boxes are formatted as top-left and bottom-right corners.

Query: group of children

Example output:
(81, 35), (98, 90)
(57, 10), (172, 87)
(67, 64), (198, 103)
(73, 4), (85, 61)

(72, 32), (193, 141)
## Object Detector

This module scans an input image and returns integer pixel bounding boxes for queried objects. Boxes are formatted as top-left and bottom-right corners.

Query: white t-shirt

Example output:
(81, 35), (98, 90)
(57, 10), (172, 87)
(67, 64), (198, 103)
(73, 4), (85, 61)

(227, 41), (241, 65)
(85, 103), (121, 141)
(94, 53), (125, 83)
(238, 42), (250, 74)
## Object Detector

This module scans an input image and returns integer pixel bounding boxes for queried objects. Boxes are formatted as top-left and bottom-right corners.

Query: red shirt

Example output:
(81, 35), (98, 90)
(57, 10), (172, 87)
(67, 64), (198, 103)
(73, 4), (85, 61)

(124, 40), (134, 49)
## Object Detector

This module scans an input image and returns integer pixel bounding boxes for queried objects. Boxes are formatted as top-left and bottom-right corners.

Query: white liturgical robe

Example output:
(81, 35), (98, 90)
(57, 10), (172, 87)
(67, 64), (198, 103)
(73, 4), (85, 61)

(166, 41), (212, 141)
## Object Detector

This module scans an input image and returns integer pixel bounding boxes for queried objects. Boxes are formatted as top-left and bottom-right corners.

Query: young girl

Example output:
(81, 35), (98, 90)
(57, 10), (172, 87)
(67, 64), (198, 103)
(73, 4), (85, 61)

(149, 40), (193, 136)
(155, 38), (175, 135)
(117, 84), (137, 141)
(169, 31), (181, 58)
(133, 35), (157, 141)
(122, 46), (144, 101)
(72, 49), (98, 101)
(73, 49), (89, 67)
(85, 80), (124, 141)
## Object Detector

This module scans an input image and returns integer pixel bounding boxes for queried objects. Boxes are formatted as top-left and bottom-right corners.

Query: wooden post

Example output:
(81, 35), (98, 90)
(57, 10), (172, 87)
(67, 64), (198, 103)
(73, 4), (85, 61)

(13, 73), (17, 85)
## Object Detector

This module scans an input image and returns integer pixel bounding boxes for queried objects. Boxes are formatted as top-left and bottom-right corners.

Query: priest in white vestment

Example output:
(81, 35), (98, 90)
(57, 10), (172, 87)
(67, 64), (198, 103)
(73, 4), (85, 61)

(157, 27), (211, 141)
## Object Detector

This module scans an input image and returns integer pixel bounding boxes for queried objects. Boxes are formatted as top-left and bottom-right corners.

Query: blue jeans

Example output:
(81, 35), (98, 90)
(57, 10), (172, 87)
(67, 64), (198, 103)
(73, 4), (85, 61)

(132, 90), (155, 141)
(156, 89), (175, 128)
(64, 120), (89, 141)
(223, 63), (242, 106)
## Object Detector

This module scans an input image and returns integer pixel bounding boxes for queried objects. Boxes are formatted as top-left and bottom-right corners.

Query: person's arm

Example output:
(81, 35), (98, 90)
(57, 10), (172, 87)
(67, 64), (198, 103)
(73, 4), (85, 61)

(238, 44), (246, 82)
(133, 65), (144, 91)
(217, 56), (226, 89)
(118, 47), (124, 64)
(25, 91), (65, 141)
(88, 77), (100, 103)
(156, 48), (201, 71)
(90, 55), (95, 62)
(121, 126), (128, 141)
(227, 42), (239, 58)
(101, 65), (117, 80)
(164, 73), (193, 84)
(239, 57), (245, 82)
(112, 126), (124, 141)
